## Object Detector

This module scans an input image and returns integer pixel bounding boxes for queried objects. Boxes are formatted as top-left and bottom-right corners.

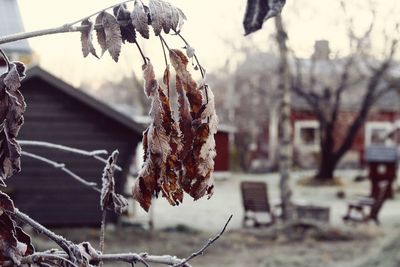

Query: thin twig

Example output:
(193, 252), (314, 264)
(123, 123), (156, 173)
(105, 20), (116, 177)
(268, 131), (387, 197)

(66, 0), (135, 26)
(0, 48), (11, 71)
(174, 214), (233, 267)
(0, 18), (129, 46)
(99, 210), (107, 267)
(21, 150), (102, 193)
(18, 140), (122, 171)
(10, 209), (74, 255)
(4, 251), (192, 267)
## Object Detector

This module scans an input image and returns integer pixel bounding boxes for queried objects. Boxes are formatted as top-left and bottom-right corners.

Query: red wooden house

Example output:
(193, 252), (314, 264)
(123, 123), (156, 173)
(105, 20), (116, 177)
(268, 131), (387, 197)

(290, 90), (400, 168)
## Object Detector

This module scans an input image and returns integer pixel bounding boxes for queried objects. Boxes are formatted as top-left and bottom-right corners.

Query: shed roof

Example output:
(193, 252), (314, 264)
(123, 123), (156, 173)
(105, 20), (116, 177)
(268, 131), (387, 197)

(25, 66), (145, 134)
(365, 145), (398, 163)
(0, 0), (31, 53)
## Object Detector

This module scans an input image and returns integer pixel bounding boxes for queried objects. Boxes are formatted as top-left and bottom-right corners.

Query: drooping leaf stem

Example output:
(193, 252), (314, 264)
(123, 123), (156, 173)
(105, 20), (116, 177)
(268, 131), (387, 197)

(174, 31), (206, 79)
(174, 31), (209, 104)
(159, 34), (171, 51)
(134, 41), (148, 65)
(159, 36), (169, 69)
(160, 35), (170, 97)
(0, 48), (11, 71)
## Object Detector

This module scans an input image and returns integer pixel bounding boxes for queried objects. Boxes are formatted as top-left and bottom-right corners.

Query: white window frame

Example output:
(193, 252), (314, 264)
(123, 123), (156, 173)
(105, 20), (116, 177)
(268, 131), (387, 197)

(294, 120), (320, 152)
(365, 121), (393, 147)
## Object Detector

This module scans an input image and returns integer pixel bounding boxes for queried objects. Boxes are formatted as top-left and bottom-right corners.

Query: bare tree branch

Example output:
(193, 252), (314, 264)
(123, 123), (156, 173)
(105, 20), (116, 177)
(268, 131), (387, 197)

(21, 150), (101, 193)
(174, 214), (233, 267)
(18, 140), (122, 171)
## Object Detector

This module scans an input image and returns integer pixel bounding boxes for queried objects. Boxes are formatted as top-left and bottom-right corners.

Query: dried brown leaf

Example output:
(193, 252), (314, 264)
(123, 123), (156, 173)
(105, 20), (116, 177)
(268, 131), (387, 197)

(169, 49), (203, 118)
(0, 191), (14, 215)
(142, 61), (158, 97)
(0, 213), (33, 265)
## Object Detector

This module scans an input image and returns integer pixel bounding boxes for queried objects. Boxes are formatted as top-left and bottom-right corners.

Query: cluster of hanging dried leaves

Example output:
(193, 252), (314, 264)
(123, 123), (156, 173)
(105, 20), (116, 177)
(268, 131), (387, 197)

(0, 63), (33, 264)
(79, 0), (219, 211)
(0, 62), (26, 187)
(0, 0), (218, 263)
(133, 49), (218, 211)
(80, 0), (186, 62)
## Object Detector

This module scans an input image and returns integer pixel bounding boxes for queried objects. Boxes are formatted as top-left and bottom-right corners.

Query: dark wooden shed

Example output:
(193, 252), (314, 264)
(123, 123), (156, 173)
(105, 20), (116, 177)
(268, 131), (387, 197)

(5, 66), (143, 227)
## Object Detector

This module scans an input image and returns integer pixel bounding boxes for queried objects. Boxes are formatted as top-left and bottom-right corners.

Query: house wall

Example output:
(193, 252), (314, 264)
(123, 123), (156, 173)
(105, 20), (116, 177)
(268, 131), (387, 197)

(215, 131), (229, 172)
(7, 77), (141, 227)
(291, 109), (400, 168)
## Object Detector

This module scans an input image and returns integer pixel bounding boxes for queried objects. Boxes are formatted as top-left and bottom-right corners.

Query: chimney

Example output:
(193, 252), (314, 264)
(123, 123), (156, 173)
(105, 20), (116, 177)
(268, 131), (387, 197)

(312, 40), (330, 61)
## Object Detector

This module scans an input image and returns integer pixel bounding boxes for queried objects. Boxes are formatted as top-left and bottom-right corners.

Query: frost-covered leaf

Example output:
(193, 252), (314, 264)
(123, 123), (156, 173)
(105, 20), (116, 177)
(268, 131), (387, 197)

(160, 1), (173, 34)
(149, 0), (186, 35)
(0, 213), (34, 265)
(149, 0), (163, 36)
(81, 19), (98, 58)
(243, 0), (286, 35)
(102, 12), (122, 62)
(114, 4), (136, 43)
(185, 46), (195, 59)
(0, 191), (14, 215)
(95, 13), (107, 55)
(131, 0), (150, 39)
(100, 150), (128, 214)
(0, 62), (26, 185)
(171, 7), (186, 32)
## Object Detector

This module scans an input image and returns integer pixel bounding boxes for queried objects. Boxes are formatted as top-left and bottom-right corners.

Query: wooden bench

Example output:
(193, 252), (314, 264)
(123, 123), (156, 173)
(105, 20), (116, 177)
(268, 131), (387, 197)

(241, 181), (276, 227)
(343, 181), (389, 225)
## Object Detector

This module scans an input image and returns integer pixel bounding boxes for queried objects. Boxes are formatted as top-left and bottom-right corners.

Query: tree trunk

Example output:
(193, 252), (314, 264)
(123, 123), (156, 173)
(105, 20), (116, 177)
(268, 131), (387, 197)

(275, 15), (295, 221)
(315, 123), (337, 181)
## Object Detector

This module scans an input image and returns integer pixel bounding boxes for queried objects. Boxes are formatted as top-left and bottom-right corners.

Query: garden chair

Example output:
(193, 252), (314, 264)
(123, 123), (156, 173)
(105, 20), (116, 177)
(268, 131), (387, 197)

(240, 181), (276, 227)
(343, 181), (389, 225)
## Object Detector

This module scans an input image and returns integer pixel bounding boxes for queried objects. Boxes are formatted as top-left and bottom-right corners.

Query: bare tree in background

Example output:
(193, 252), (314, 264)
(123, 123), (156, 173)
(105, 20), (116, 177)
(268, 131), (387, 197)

(291, 10), (400, 182)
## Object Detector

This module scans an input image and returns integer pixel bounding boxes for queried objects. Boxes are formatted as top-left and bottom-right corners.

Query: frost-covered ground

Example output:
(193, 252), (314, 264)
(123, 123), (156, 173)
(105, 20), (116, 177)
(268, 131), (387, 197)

(132, 170), (400, 231)
(32, 170), (400, 267)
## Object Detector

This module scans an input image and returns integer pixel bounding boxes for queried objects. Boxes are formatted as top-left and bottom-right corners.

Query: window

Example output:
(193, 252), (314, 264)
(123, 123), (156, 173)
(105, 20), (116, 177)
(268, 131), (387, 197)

(365, 122), (393, 147)
(294, 120), (320, 151)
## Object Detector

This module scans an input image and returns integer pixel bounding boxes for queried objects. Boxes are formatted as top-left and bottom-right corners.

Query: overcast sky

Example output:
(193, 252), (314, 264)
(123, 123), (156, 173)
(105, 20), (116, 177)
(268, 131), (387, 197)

(16, 0), (400, 88)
